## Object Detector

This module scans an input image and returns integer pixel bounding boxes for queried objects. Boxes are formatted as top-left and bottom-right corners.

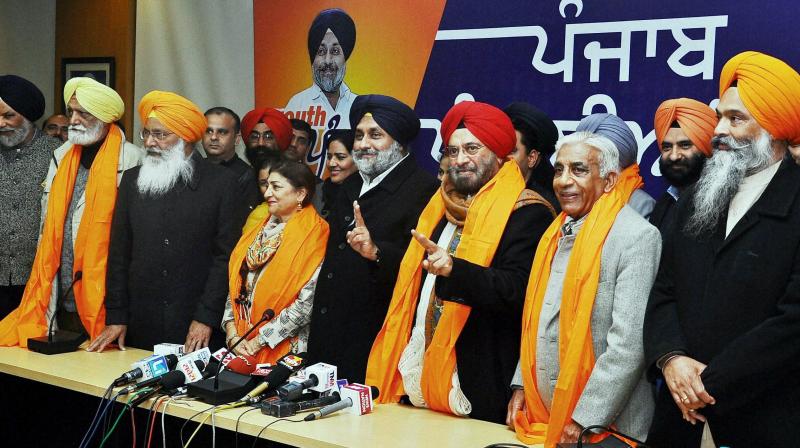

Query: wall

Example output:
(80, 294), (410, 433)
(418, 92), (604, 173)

(0, 0), (57, 125)
(134, 0), (254, 155)
(56, 0), (136, 140)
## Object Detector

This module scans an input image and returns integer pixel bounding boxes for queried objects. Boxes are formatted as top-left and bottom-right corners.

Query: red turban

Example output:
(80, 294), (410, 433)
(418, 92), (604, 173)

(654, 98), (717, 157)
(440, 101), (516, 158)
(241, 108), (292, 151)
(138, 91), (206, 142)
(719, 51), (800, 145)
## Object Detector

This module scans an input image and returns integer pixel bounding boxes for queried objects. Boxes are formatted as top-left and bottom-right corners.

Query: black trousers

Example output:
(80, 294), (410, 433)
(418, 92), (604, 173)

(0, 284), (25, 319)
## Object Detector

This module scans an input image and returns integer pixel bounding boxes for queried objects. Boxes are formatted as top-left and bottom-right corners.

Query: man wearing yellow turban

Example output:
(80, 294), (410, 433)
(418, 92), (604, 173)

(88, 91), (242, 353)
(0, 77), (143, 348)
(644, 52), (800, 447)
(649, 98), (717, 236)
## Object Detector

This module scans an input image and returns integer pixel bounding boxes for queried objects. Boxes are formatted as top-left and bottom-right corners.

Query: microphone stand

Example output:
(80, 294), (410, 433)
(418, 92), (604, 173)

(214, 308), (275, 389)
(186, 308), (274, 405)
(28, 271), (87, 355)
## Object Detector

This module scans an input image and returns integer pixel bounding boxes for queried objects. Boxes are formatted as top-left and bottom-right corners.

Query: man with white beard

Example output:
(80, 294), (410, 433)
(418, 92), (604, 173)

(90, 91), (240, 353)
(285, 8), (359, 177)
(0, 77), (143, 346)
(306, 94), (438, 383)
(0, 75), (60, 319)
(644, 51), (800, 447)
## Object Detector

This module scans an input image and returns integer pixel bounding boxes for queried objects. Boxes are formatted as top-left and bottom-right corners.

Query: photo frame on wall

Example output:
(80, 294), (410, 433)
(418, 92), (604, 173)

(62, 57), (115, 88)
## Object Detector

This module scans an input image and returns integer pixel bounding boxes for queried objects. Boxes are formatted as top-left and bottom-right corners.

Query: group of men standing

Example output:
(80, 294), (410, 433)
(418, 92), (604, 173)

(1, 19), (799, 445)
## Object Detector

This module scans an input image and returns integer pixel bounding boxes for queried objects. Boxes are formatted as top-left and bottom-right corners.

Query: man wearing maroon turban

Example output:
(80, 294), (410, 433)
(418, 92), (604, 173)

(645, 51), (800, 447)
(241, 107), (293, 168)
(366, 101), (557, 424)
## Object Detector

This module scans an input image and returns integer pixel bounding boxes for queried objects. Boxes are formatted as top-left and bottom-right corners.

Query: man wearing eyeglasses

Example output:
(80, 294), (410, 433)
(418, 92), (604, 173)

(202, 106), (260, 223)
(42, 114), (69, 142)
(89, 91), (240, 353)
(240, 107), (293, 170)
(0, 77), (143, 346)
(365, 101), (556, 424)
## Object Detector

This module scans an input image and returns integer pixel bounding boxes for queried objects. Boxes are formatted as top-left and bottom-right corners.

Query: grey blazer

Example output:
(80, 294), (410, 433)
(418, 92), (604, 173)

(513, 205), (661, 441)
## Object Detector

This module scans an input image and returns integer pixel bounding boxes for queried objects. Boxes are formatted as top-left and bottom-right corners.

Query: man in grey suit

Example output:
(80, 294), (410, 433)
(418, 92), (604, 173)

(507, 130), (660, 444)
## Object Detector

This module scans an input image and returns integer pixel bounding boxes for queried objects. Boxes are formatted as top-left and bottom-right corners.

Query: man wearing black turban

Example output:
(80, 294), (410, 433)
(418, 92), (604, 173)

(306, 94), (439, 384)
(504, 102), (560, 211)
(286, 8), (359, 176)
(0, 75), (61, 318)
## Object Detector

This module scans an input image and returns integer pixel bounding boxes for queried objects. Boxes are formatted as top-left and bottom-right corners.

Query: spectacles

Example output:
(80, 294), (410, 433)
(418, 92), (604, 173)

(248, 131), (275, 143)
(139, 129), (175, 142)
(444, 143), (485, 159)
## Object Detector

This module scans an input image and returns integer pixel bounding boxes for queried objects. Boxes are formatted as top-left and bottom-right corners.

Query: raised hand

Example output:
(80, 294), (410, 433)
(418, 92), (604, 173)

(412, 229), (453, 277)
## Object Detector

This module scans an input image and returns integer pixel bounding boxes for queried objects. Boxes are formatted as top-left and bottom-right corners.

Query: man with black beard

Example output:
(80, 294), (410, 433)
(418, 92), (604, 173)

(644, 51), (800, 447)
(0, 75), (60, 318)
(91, 91), (239, 353)
(649, 98), (717, 237)
(306, 94), (438, 383)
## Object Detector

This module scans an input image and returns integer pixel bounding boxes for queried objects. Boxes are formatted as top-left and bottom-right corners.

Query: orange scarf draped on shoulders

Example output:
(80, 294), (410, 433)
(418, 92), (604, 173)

(514, 164), (643, 447)
(0, 125), (124, 346)
(367, 161), (553, 413)
(228, 205), (329, 364)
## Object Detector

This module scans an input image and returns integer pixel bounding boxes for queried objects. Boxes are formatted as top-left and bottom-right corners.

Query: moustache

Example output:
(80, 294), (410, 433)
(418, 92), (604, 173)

(354, 148), (378, 157)
(317, 63), (338, 73)
(69, 125), (87, 132)
(0, 127), (16, 132)
(711, 135), (749, 151)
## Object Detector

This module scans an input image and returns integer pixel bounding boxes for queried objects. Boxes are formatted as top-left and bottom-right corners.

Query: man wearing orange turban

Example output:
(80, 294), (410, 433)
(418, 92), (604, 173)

(88, 91), (242, 353)
(366, 101), (556, 424)
(649, 98), (717, 235)
(645, 52), (800, 447)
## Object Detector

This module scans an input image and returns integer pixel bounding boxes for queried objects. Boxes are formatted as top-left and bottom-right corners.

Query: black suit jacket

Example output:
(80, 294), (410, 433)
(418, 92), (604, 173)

(433, 200), (554, 424)
(219, 155), (261, 223)
(644, 160), (800, 446)
(306, 155), (439, 383)
(105, 154), (242, 349)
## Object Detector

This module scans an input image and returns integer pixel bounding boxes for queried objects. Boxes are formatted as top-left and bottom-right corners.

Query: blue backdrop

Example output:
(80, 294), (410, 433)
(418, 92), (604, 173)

(412, 0), (799, 197)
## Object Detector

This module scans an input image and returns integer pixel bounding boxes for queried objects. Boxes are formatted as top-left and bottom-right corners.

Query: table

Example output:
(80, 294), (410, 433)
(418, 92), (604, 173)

(0, 346), (534, 447)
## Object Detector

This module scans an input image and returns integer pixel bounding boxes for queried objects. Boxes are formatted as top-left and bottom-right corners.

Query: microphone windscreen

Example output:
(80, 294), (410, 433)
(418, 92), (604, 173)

(165, 354), (179, 369)
(159, 370), (188, 389)
(264, 363), (292, 387)
(370, 386), (380, 399)
(227, 355), (258, 375)
(262, 309), (275, 321)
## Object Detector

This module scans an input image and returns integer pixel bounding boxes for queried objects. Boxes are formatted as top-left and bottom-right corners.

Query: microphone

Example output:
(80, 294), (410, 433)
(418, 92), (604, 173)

(304, 384), (379, 421)
(277, 362), (337, 401)
(114, 354), (179, 387)
(129, 360), (208, 407)
(261, 393), (341, 417)
(28, 271), (86, 355)
(239, 352), (307, 403)
(213, 308), (275, 389)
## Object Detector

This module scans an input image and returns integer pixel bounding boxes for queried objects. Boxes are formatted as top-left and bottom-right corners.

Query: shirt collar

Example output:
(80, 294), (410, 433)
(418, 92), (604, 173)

(359, 153), (409, 191)
(310, 82), (352, 107)
(667, 185), (680, 201)
(561, 213), (588, 236)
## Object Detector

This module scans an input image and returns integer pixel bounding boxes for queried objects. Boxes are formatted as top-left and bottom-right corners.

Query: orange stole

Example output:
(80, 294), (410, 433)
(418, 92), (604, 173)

(228, 206), (329, 364)
(0, 125), (123, 346)
(513, 165), (643, 447)
(366, 161), (527, 413)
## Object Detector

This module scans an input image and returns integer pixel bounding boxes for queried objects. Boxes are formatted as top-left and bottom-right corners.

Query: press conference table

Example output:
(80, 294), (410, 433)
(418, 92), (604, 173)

(0, 346), (534, 447)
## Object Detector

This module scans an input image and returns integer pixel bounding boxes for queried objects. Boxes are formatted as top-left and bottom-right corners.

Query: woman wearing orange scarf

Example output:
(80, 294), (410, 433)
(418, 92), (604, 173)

(222, 160), (329, 363)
